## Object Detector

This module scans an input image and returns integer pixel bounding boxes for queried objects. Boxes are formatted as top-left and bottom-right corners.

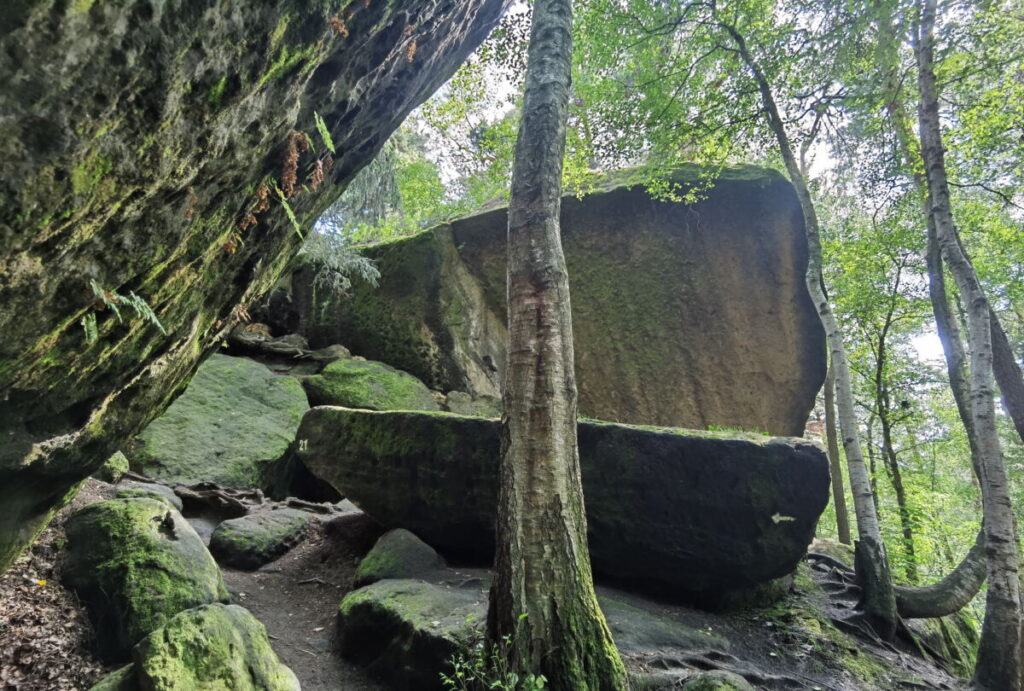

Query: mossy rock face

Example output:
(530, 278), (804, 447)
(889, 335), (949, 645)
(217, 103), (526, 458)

(681, 670), (755, 691)
(353, 528), (445, 588)
(285, 166), (826, 436)
(209, 508), (312, 571)
(339, 577), (731, 691)
(115, 480), (183, 511)
(131, 603), (299, 690)
(339, 579), (483, 691)
(125, 354), (308, 488)
(302, 357), (440, 412)
(94, 452), (130, 483)
(62, 498), (229, 660)
(89, 665), (139, 691)
(0, 0), (509, 575)
(299, 407), (830, 601)
(444, 391), (501, 417)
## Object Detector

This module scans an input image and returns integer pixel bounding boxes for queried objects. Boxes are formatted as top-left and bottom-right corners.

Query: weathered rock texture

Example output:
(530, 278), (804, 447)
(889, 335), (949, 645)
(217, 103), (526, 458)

(125, 354), (308, 488)
(0, 0), (508, 573)
(62, 498), (229, 660)
(280, 166), (826, 434)
(297, 407), (830, 600)
(209, 508), (312, 570)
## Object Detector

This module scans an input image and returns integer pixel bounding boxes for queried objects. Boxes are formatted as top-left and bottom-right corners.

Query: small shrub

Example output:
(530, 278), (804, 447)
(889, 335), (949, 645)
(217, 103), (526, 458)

(440, 628), (546, 691)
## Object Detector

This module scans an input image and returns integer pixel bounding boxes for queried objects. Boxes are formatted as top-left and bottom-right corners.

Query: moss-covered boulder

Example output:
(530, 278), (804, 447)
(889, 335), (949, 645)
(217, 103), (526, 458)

(131, 604), (299, 690)
(93, 452), (130, 483)
(282, 165), (826, 436)
(354, 528), (446, 588)
(302, 357), (440, 411)
(209, 508), (312, 571)
(339, 578), (729, 691)
(298, 407), (830, 601)
(93, 604), (299, 690)
(126, 354), (308, 488)
(340, 579), (484, 690)
(89, 665), (138, 691)
(444, 391), (501, 417)
(115, 480), (183, 511)
(62, 498), (229, 660)
(0, 0), (509, 575)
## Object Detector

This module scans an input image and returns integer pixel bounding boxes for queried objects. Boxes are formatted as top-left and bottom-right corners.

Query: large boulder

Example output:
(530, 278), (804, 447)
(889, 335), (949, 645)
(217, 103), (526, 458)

(125, 354), (308, 488)
(62, 498), (229, 660)
(90, 604), (299, 691)
(297, 408), (830, 600)
(281, 166), (826, 435)
(303, 357), (441, 411)
(339, 578), (727, 691)
(0, 0), (509, 574)
(209, 508), (312, 570)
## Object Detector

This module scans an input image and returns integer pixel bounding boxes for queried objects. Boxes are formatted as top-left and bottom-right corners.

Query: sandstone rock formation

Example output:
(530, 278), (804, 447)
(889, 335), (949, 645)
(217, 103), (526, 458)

(209, 508), (312, 571)
(125, 354), (308, 488)
(91, 604), (299, 691)
(0, 0), (509, 574)
(62, 498), (229, 660)
(278, 166), (827, 435)
(297, 407), (831, 601)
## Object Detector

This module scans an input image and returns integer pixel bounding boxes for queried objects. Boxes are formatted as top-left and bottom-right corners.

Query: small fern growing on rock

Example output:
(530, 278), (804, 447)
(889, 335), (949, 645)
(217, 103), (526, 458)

(88, 279), (167, 335)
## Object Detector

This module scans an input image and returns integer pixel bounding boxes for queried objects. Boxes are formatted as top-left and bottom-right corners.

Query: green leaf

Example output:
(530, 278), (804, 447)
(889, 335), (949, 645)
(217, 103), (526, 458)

(314, 111), (336, 154)
(276, 186), (304, 238)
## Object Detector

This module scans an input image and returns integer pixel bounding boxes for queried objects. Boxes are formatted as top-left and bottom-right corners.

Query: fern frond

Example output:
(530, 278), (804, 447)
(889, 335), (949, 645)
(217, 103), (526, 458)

(276, 186), (304, 238)
(314, 111), (336, 154)
(81, 313), (98, 344)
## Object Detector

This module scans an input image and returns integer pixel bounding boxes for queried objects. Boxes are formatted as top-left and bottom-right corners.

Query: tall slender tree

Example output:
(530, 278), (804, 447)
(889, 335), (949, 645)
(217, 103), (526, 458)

(487, 0), (629, 688)
(914, 1), (1023, 687)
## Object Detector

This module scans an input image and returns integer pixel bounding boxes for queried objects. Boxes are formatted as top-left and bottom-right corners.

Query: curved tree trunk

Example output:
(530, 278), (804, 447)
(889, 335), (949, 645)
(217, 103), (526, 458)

(914, 1), (1023, 686)
(721, 20), (897, 641)
(487, 1), (628, 688)
(824, 365), (852, 545)
(895, 528), (987, 619)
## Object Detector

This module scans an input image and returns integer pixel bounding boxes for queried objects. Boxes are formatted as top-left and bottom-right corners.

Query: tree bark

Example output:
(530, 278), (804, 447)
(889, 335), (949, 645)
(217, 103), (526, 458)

(992, 312), (1024, 442)
(487, 1), (628, 688)
(824, 365), (852, 545)
(914, 1), (1023, 686)
(894, 528), (987, 619)
(721, 19), (897, 641)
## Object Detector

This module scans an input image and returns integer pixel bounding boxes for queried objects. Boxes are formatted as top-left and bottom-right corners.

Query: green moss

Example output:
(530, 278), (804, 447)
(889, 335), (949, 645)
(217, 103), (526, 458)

(134, 604), (299, 690)
(303, 358), (440, 412)
(70, 0), (95, 14)
(70, 153), (113, 197)
(63, 498), (229, 659)
(206, 76), (229, 107)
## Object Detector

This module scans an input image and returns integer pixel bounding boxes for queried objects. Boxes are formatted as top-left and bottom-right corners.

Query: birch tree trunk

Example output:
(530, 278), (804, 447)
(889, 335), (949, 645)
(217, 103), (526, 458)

(720, 20), (898, 640)
(914, 1), (1023, 686)
(487, 1), (628, 688)
(824, 365), (852, 545)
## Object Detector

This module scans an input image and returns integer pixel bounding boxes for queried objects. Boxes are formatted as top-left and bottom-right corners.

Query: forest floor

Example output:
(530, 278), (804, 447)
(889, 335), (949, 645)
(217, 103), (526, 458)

(0, 477), (965, 691)
(217, 517), (386, 691)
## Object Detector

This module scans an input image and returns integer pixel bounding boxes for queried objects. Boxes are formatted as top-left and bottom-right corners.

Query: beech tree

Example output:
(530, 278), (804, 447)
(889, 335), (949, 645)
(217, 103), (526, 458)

(487, 0), (629, 688)
(913, 0), (1022, 686)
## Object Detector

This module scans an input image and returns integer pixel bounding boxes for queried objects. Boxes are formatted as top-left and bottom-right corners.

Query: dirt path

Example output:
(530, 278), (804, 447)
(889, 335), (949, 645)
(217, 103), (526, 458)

(216, 515), (387, 691)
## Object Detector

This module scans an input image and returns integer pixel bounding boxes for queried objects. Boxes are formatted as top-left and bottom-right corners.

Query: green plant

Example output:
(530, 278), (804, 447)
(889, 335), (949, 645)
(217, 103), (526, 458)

(88, 280), (167, 335)
(80, 312), (98, 344)
(314, 111), (336, 154)
(440, 619), (546, 691)
(275, 186), (304, 238)
(299, 231), (379, 297)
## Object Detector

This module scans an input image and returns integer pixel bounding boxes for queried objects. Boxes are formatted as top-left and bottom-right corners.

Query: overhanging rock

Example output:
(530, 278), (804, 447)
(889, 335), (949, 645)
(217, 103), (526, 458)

(0, 0), (509, 573)
(297, 406), (831, 602)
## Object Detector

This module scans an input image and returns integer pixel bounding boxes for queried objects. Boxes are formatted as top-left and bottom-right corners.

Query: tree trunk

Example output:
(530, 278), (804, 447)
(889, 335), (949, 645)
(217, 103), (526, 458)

(992, 312), (1024, 442)
(487, 1), (628, 688)
(914, 1), (1023, 686)
(894, 528), (987, 619)
(721, 20), (897, 641)
(824, 365), (852, 545)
